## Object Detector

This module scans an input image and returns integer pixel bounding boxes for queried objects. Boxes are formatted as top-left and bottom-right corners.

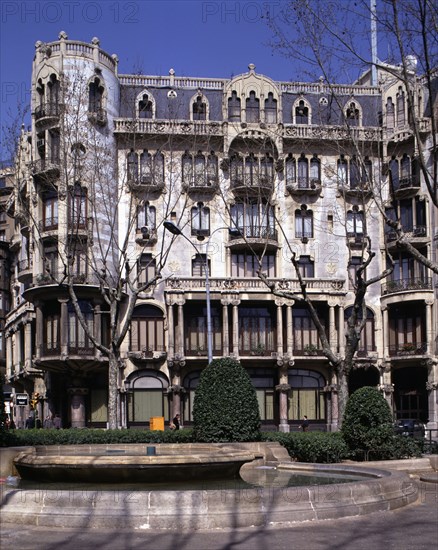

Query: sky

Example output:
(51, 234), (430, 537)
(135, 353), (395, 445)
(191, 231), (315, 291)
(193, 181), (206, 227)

(0, 0), (380, 155)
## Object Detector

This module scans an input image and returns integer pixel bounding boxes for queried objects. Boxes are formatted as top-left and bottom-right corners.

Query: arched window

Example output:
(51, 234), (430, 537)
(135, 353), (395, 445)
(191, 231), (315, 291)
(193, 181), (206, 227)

(228, 91), (241, 121)
(386, 98), (395, 129)
(246, 91), (260, 123)
(260, 154), (274, 184)
(68, 183), (87, 228)
(285, 155), (296, 186)
(137, 202), (156, 230)
(182, 152), (192, 184)
(389, 157), (399, 189)
(362, 157), (373, 185)
(344, 306), (375, 355)
(194, 152), (206, 186)
(349, 156), (361, 189)
(295, 99), (309, 124)
(47, 74), (60, 111)
(140, 150), (152, 183)
(310, 155), (320, 184)
(68, 301), (94, 353)
(127, 150), (138, 182)
(138, 94), (153, 119)
(288, 369), (326, 421)
(206, 152), (218, 184)
(153, 151), (164, 184)
(191, 203), (210, 236)
(297, 154), (309, 188)
(397, 87), (405, 127)
(88, 77), (104, 113)
(264, 92), (277, 123)
(245, 153), (257, 186)
(230, 154), (244, 184)
(130, 305), (164, 353)
(346, 208), (364, 237)
(346, 101), (360, 125)
(400, 154), (411, 186)
(337, 156), (348, 187)
(295, 206), (313, 239)
(36, 79), (45, 108)
(126, 370), (169, 425)
(192, 96), (206, 120)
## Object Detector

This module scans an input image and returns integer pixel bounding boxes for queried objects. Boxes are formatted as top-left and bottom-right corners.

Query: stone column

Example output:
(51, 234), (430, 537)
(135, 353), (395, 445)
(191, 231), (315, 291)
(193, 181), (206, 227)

(59, 298), (69, 357)
(338, 302), (345, 357)
(68, 387), (89, 428)
(286, 301), (294, 358)
(276, 384), (291, 433)
(167, 301), (175, 358)
(328, 300), (337, 352)
(35, 301), (43, 359)
(275, 299), (284, 357)
(5, 332), (12, 377)
(94, 302), (102, 359)
(177, 301), (185, 358)
(24, 321), (32, 370)
(232, 300), (240, 357)
(15, 327), (22, 372)
(221, 300), (229, 356)
(382, 306), (389, 357)
(425, 300), (433, 354)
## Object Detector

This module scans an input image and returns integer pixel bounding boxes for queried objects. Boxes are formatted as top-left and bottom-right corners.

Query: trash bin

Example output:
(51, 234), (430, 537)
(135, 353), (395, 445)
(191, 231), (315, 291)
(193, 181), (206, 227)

(150, 416), (164, 431)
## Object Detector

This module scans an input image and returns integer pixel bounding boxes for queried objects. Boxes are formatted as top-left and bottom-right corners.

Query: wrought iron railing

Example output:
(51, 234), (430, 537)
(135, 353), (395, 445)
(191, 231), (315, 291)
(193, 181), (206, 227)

(229, 225), (278, 241)
(382, 277), (432, 295)
(389, 342), (427, 356)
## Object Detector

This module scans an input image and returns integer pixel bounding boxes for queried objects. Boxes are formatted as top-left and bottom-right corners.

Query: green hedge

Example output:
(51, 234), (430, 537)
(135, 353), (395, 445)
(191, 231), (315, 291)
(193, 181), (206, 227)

(263, 431), (350, 463)
(1, 428), (194, 447)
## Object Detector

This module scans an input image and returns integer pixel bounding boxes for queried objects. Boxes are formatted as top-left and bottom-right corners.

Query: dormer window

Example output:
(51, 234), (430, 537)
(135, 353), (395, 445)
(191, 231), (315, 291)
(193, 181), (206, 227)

(193, 96), (206, 121)
(264, 92), (277, 123)
(228, 91), (241, 122)
(138, 94), (153, 119)
(246, 91), (260, 123)
(346, 102), (360, 125)
(295, 100), (309, 124)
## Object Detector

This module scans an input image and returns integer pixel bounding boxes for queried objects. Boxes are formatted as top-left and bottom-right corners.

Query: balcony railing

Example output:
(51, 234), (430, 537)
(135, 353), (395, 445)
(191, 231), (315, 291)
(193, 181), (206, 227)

(39, 216), (58, 232)
(166, 276), (345, 293)
(69, 342), (95, 356)
(229, 225), (278, 242)
(34, 102), (61, 122)
(42, 344), (61, 356)
(385, 225), (427, 243)
(286, 178), (321, 194)
(127, 174), (165, 192)
(30, 158), (60, 180)
(389, 342), (427, 356)
(230, 176), (274, 193)
(382, 277), (432, 295)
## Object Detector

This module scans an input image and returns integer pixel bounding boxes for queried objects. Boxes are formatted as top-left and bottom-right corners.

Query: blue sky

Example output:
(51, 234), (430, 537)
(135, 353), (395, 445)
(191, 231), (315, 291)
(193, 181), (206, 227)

(1, 0), (380, 150)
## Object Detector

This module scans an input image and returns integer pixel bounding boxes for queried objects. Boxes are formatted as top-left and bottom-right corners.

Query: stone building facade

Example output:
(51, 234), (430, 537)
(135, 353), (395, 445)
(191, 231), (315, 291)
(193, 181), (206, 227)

(3, 33), (437, 431)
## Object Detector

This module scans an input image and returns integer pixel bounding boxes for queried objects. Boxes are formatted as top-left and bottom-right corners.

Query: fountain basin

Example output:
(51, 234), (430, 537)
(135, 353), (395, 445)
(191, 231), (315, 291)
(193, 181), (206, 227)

(13, 443), (256, 483)
(1, 443), (418, 530)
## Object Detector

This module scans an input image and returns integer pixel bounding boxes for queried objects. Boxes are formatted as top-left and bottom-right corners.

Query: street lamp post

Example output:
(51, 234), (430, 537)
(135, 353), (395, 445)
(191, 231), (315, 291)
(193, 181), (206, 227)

(163, 221), (239, 364)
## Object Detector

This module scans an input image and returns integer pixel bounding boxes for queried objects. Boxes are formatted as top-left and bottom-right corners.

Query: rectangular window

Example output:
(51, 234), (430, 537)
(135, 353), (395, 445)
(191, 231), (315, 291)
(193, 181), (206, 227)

(138, 254), (156, 286)
(231, 252), (276, 277)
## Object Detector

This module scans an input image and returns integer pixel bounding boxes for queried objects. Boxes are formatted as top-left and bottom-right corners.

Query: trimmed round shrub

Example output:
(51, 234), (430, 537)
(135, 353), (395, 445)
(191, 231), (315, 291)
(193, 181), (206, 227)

(342, 386), (394, 459)
(193, 358), (261, 442)
(263, 431), (349, 463)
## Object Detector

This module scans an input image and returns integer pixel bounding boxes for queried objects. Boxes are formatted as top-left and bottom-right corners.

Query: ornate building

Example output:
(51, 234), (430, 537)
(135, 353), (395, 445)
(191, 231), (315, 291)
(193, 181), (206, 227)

(4, 33), (437, 431)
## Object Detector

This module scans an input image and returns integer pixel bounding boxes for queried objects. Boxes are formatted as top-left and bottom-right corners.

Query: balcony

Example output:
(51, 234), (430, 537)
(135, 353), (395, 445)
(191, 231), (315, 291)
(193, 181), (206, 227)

(382, 277), (432, 296)
(127, 175), (165, 194)
(17, 258), (33, 282)
(114, 118), (222, 137)
(347, 233), (366, 248)
(286, 178), (321, 196)
(128, 345), (167, 363)
(39, 217), (58, 235)
(183, 177), (219, 195)
(385, 225), (428, 247)
(87, 108), (107, 126)
(34, 103), (61, 127)
(389, 342), (427, 357)
(228, 225), (279, 249)
(30, 158), (60, 184)
(230, 175), (274, 197)
(393, 177), (421, 199)
(338, 182), (372, 199)
(135, 227), (158, 245)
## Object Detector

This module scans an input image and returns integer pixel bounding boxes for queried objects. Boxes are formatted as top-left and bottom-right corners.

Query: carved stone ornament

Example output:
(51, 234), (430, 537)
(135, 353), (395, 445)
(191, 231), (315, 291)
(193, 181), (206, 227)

(323, 384), (338, 393)
(277, 279), (290, 290)
(222, 278), (237, 289)
(167, 385), (186, 395)
(275, 384), (291, 392)
(426, 381), (438, 391)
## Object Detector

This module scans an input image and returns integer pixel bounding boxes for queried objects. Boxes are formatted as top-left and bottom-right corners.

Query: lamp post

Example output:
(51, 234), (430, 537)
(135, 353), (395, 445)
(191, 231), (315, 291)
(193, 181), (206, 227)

(163, 221), (239, 364)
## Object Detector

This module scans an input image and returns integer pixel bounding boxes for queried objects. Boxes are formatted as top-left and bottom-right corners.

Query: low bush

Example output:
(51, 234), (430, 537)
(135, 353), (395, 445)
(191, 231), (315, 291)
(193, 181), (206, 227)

(263, 431), (349, 463)
(342, 386), (394, 460)
(1, 428), (194, 447)
(193, 357), (261, 442)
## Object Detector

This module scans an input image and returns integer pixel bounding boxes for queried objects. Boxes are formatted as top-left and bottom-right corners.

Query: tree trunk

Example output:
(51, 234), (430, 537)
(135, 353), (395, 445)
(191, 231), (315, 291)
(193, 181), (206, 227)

(107, 352), (119, 429)
(337, 368), (349, 427)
